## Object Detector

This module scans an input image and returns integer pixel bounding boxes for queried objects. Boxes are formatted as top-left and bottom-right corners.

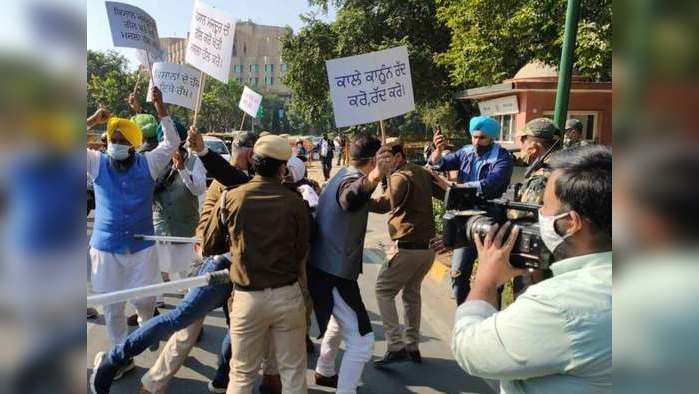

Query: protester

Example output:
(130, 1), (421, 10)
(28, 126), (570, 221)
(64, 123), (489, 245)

(205, 135), (310, 394)
(452, 145), (612, 392)
(152, 119), (206, 281)
(428, 116), (514, 305)
(86, 86), (178, 378)
(368, 137), (446, 367)
(334, 135), (343, 166)
(563, 118), (590, 149)
(295, 139), (308, 161)
(309, 133), (393, 393)
(318, 133), (335, 181)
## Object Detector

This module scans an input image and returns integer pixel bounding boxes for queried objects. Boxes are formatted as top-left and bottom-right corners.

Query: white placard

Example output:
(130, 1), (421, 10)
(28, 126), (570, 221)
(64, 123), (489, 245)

(326, 46), (415, 128)
(146, 62), (201, 110)
(238, 86), (263, 118)
(105, 2), (160, 54)
(185, 1), (235, 83)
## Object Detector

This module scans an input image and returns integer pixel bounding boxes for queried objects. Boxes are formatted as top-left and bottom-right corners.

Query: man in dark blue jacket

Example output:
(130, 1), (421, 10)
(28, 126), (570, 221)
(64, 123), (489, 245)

(428, 116), (514, 305)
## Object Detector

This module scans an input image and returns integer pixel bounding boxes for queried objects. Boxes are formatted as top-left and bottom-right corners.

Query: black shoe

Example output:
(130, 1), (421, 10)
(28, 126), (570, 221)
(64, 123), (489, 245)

(306, 335), (315, 354)
(373, 349), (409, 367)
(314, 372), (338, 388)
(408, 349), (422, 364)
(127, 308), (160, 327)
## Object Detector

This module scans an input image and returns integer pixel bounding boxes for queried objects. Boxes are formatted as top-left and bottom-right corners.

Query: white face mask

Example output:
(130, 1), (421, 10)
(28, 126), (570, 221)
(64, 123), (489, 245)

(108, 143), (131, 161)
(538, 209), (573, 254)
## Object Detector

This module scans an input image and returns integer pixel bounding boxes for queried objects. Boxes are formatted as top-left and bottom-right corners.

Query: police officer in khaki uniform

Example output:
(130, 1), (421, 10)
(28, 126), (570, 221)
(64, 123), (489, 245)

(369, 137), (446, 366)
(563, 118), (591, 149)
(205, 135), (310, 394)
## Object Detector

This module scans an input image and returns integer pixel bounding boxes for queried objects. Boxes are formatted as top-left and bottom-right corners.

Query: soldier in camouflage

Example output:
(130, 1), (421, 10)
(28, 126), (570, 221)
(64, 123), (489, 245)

(563, 118), (591, 149)
(509, 117), (560, 220)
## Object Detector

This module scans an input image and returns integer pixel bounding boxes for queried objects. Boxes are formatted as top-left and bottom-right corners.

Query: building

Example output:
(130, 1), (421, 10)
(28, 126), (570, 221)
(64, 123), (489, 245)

(159, 21), (292, 96)
(457, 61), (612, 147)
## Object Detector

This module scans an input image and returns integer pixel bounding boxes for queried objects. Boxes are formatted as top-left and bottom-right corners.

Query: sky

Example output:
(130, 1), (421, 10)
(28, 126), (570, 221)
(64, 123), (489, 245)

(87, 0), (336, 70)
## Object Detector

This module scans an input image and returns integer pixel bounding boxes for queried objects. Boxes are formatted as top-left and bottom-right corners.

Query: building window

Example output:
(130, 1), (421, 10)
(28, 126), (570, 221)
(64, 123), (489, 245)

(490, 114), (514, 142)
(249, 64), (259, 73)
(281, 63), (288, 72)
(233, 64), (243, 73)
(249, 77), (259, 86)
(264, 64), (274, 73)
(265, 76), (274, 85)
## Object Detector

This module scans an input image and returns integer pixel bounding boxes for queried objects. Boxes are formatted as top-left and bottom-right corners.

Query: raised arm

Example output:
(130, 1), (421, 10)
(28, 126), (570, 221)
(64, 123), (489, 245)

(187, 127), (251, 188)
(145, 86), (180, 180)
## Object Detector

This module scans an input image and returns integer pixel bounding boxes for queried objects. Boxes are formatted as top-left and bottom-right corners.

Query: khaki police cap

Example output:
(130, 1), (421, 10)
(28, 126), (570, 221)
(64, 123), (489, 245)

(521, 118), (559, 140)
(259, 131), (272, 137)
(385, 137), (404, 147)
(253, 135), (292, 161)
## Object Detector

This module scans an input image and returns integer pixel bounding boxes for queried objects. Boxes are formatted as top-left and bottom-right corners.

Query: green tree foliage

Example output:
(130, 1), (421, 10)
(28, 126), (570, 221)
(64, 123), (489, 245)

(87, 50), (146, 119)
(435, 0), (612, 87)
(281, 1), (454, 137)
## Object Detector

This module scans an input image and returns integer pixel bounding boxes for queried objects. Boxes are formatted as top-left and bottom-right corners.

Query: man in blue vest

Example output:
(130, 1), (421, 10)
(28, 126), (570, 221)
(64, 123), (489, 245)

(86, 86), (180, 377)
(428, 116), (514, 305)
(309, 132), (393, 393)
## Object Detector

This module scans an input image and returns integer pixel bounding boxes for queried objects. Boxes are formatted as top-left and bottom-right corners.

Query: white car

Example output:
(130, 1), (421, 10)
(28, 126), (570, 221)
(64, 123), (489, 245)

(203, 135), (231, 162)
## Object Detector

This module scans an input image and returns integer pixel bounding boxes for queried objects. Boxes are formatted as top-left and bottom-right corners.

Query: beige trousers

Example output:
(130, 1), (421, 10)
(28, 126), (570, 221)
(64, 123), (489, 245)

(227, 283), (307, 394)
(375, 247), (435, 352)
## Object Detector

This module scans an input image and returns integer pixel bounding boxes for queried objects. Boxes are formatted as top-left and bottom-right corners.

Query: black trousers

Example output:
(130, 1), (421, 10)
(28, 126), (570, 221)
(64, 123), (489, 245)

(321, 155), (333, 180)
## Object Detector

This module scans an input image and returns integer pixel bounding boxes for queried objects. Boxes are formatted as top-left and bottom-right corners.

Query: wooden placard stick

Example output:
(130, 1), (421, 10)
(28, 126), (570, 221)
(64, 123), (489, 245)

(379, 119), (386, 143)
(239, 113), (246, 131)
(192, 72), (207, 128)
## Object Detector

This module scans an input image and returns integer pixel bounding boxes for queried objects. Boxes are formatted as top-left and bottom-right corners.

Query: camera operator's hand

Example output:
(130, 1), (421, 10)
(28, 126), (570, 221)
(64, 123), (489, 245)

(472, 222), (527, 298)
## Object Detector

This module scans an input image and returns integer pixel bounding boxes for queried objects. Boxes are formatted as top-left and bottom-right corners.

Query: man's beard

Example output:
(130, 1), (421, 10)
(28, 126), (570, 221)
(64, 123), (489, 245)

(552, 237), (575, 262)
(475, 144), (491, 155)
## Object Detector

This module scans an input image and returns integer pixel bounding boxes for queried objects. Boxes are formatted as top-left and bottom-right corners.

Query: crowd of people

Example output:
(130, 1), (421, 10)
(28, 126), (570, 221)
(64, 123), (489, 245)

(87, 85), (611, 394)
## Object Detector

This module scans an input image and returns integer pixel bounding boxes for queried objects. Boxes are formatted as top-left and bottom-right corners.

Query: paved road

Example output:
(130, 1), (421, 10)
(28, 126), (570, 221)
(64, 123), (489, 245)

(87, 160), (495, 393)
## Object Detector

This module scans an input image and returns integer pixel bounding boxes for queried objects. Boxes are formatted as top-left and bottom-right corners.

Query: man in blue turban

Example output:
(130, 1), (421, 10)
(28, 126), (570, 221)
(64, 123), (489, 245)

(428, 115), (514, 306)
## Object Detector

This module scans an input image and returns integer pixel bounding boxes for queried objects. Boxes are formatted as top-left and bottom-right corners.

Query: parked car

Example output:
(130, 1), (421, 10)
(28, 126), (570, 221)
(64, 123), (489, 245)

(203, 135), (231, 162)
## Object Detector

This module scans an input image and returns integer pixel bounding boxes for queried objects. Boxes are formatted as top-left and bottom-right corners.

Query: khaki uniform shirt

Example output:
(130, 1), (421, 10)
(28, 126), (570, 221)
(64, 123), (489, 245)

(369, 162), (445, 243)
(202, 175), (310, 289)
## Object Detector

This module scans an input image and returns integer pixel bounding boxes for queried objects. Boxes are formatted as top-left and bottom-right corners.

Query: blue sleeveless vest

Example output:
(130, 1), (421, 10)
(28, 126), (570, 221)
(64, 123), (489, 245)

(90, 153), (155, 254)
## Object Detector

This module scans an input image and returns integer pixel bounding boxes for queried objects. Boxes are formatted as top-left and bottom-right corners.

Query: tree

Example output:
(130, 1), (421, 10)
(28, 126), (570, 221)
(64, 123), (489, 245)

(87, 50), (146, 119)
(281, 1), (454, 137)
(435, 0), (612, 87)
(197, 78), (245, 132)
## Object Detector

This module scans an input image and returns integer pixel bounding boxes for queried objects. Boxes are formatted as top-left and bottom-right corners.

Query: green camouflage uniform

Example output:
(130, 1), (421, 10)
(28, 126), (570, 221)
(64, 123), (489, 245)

(563, 119), (591, 149)
(508, 118), (559, 220)
(563, 138), (591, 149)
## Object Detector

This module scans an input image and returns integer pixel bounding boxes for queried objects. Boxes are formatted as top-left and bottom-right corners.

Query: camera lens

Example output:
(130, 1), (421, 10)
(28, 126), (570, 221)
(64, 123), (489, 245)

(465, 215), (496, 244)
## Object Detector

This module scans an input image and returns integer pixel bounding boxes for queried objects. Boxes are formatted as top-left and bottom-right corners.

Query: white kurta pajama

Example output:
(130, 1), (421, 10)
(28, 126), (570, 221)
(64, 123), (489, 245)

(87, 116), (180, 347)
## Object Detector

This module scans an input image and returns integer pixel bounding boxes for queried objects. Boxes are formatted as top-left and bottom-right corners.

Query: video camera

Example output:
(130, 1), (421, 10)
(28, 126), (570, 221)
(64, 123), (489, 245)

(441, 185), (552, 270)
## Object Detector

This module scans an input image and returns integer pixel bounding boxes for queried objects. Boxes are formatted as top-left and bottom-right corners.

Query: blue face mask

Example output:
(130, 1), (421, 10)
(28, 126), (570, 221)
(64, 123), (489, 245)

(108, 143), (131, 161)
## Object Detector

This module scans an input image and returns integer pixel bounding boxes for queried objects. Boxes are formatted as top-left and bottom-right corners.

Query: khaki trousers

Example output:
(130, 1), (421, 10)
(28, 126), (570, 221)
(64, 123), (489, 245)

(140, 318), (204, 393)
(227, 283), (307, 394)
(375, 248), (435, 352)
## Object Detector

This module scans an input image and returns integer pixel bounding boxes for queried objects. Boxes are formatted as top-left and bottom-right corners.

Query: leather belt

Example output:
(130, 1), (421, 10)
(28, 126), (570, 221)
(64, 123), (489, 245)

(397, 241), (430, 250)
(233, 279), (297, 292)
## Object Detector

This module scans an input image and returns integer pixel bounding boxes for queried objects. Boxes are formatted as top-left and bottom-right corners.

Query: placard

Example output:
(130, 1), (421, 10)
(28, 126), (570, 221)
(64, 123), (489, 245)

(326, 46), (415, 127)
(105, 1), (160, 54)
(185, 0), (235, 83)
(146, 62), (201, 110)
(238, 86), (263, 118)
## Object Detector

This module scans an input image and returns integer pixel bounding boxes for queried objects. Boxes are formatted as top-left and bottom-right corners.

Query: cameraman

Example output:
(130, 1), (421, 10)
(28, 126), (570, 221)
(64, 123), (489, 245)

(452, 145), (612, 393)
(428, 116), (514, 305)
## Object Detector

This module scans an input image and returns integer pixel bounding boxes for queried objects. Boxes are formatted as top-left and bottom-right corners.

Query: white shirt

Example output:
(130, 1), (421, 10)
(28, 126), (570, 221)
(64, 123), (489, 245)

(87, 116), (180, 181)
(175, 155), (207, 196)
